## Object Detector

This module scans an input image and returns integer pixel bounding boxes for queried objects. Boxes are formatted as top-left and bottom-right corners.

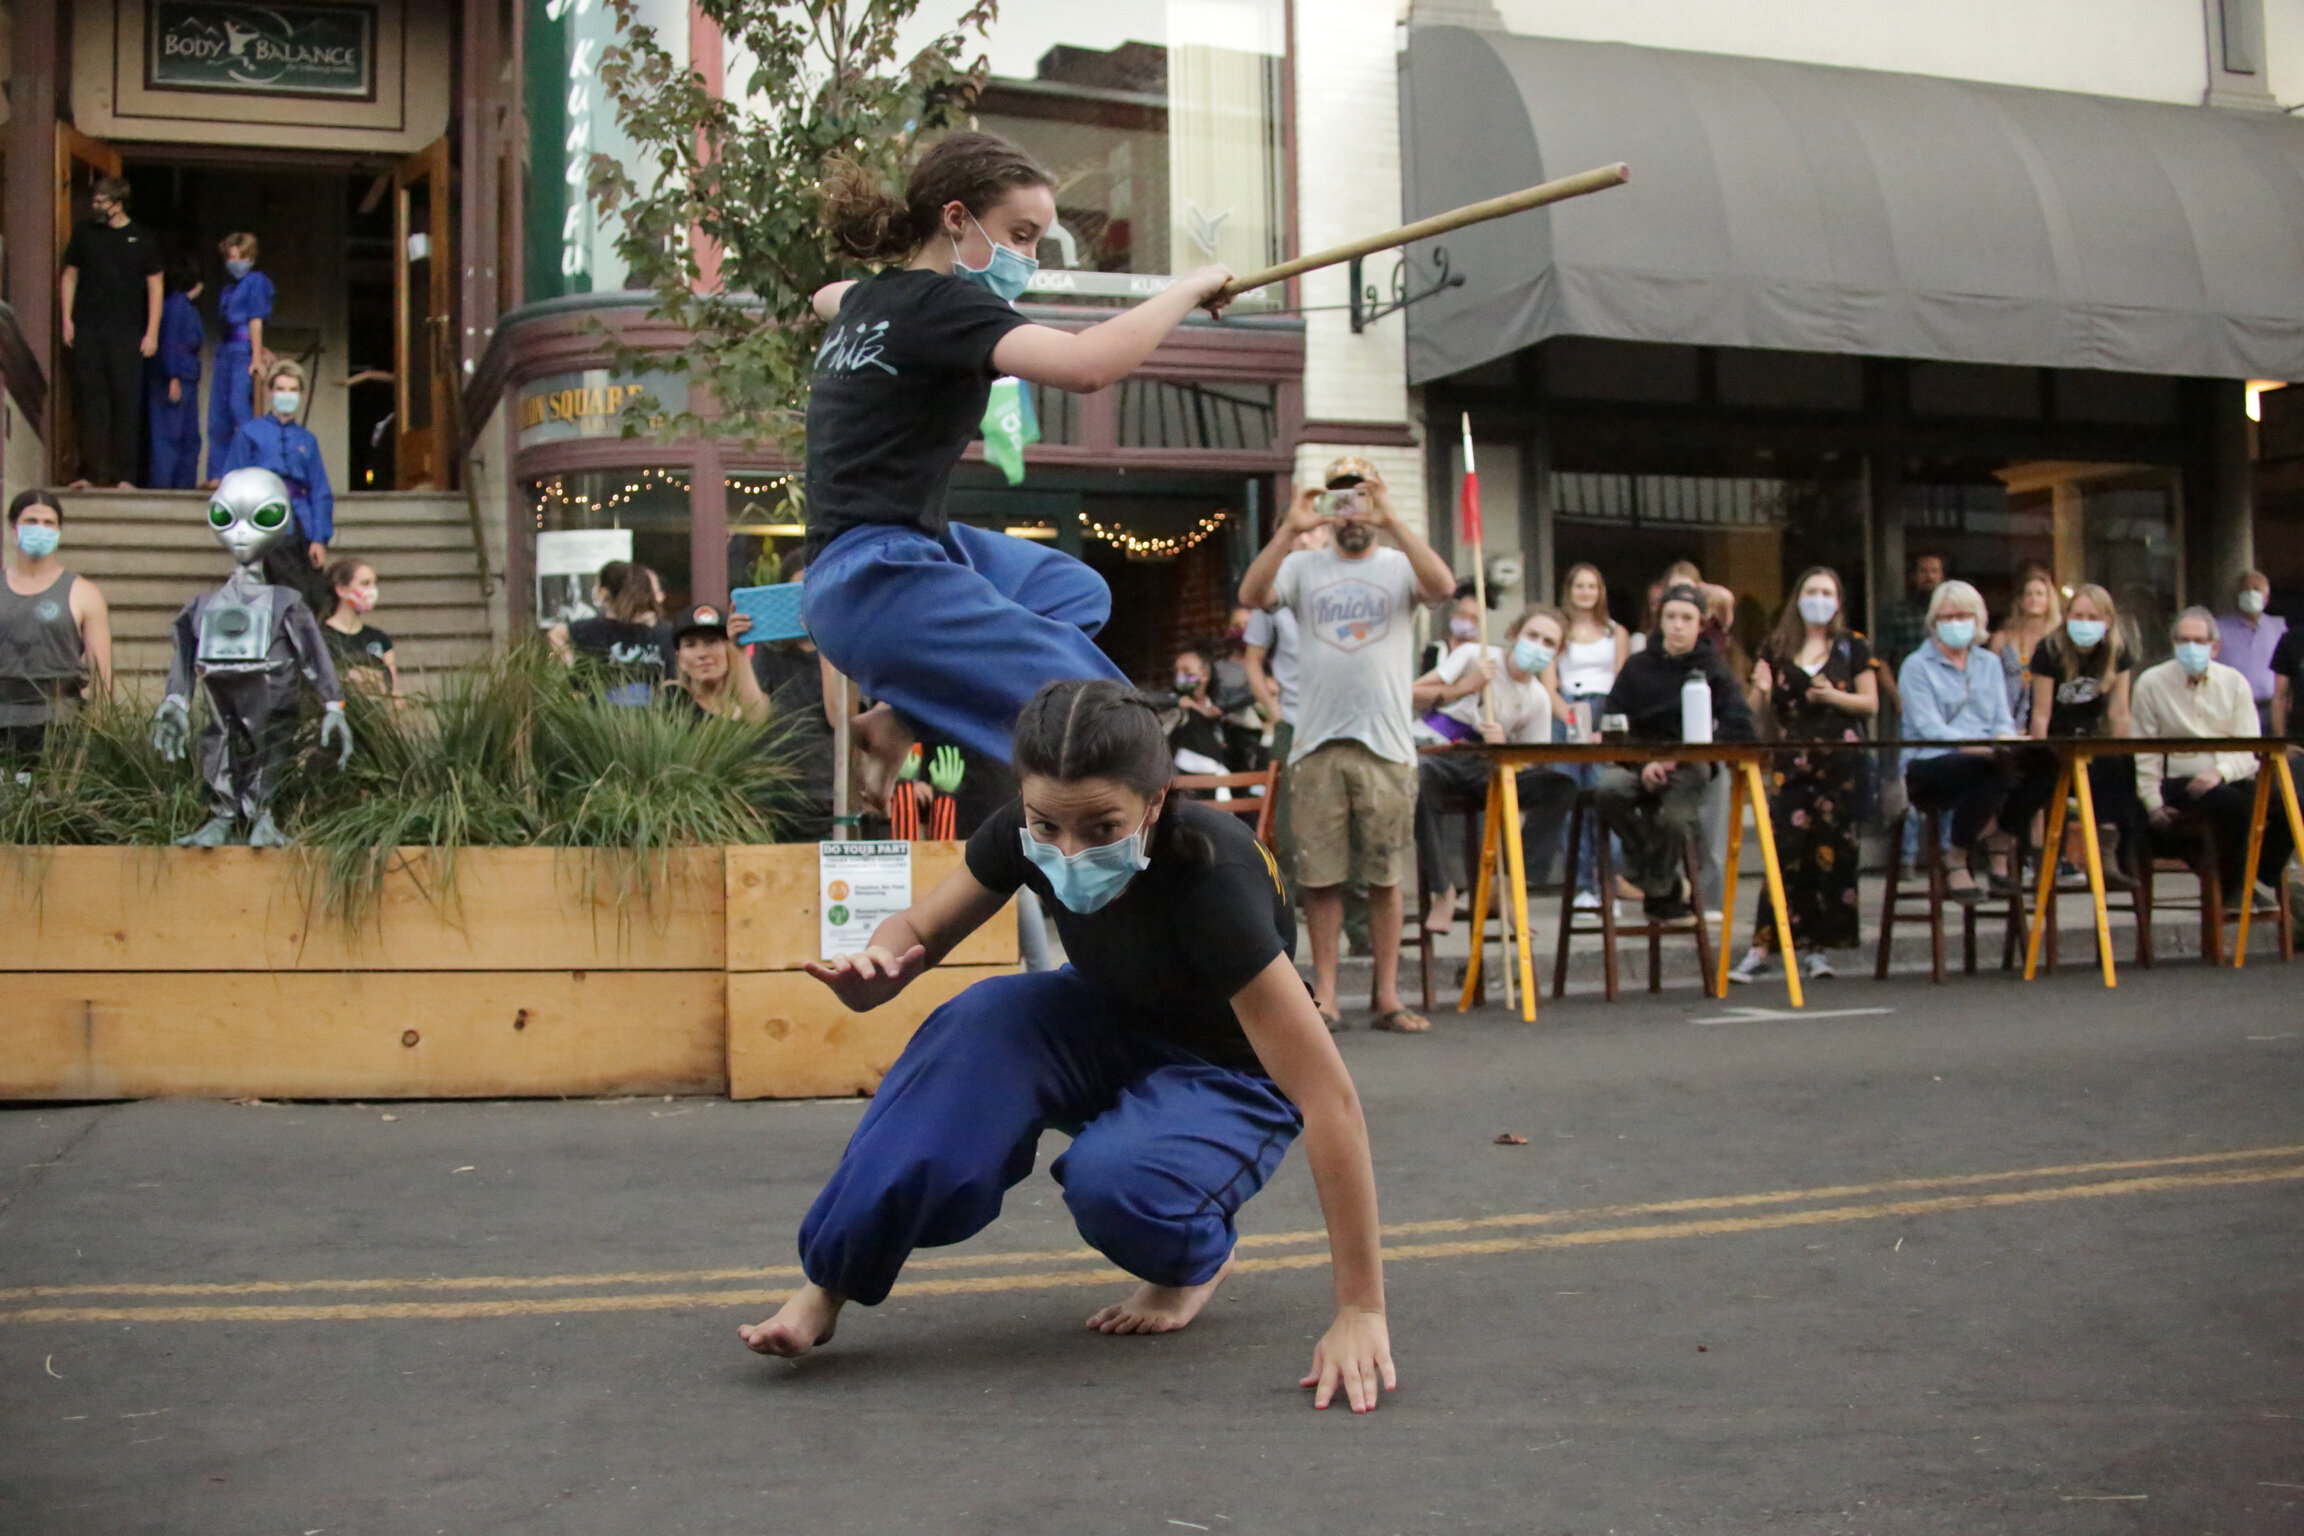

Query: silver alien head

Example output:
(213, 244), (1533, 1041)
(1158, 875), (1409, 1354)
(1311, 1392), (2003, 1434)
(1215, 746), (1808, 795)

(207, 468), (296, 566)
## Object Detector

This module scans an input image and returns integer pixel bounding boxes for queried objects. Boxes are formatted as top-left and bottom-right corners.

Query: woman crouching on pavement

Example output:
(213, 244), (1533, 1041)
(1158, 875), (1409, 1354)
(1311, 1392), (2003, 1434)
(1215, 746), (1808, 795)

(741, 678), (1395, 1412)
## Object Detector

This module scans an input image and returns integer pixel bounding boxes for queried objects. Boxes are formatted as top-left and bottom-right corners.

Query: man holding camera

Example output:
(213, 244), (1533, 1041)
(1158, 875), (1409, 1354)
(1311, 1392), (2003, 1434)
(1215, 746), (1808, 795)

(1239, 457), (1457, 1033)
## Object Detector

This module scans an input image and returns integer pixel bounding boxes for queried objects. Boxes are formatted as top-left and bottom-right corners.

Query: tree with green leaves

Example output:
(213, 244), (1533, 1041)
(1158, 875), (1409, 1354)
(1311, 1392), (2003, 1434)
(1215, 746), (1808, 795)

(590, 0), (996, 483)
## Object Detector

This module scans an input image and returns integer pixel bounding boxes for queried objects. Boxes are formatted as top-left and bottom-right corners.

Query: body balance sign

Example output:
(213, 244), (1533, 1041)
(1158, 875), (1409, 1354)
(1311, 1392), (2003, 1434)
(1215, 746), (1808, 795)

(819, 842), (912, 960)
(149, 2), (377, 100)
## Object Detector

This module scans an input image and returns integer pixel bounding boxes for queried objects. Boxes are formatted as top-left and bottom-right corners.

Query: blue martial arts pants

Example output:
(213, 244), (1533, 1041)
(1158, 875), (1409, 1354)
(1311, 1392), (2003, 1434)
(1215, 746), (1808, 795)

(802, 521), (1126, 763)
(146, 382), (201, 489)
(206, 343), (257, 482)
(798, 967), (1302, 1307)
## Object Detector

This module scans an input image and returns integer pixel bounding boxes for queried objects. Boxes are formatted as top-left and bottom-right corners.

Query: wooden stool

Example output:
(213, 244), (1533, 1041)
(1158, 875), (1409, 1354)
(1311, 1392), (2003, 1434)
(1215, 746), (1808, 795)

(2029, 814), (2152, 974)
(1551, 790), (1715, 1000)
(2143, 816), (2294, 966)
(1875, 807), (2026, 983)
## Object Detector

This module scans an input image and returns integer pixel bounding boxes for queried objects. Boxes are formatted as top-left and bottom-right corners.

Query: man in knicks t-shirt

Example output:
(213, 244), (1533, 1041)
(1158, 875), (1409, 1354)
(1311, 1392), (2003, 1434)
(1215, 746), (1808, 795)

(1239, 456), (1457, 1033)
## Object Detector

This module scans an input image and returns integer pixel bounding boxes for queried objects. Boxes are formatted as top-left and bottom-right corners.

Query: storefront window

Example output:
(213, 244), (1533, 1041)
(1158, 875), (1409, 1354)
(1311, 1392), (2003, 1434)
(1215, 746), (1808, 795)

(527, 469), (694, 624)
(522, 0), (687, 301)
(904, 1), (1288, 309)
(726, 472), (806, 593)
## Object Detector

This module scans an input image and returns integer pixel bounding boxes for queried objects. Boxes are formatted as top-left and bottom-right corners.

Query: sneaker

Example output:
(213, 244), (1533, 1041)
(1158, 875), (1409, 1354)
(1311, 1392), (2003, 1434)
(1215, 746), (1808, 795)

(1573, 890), (1602, 910)
(1727, 948), (1771, 984)
(1800, 950), (1836, 980)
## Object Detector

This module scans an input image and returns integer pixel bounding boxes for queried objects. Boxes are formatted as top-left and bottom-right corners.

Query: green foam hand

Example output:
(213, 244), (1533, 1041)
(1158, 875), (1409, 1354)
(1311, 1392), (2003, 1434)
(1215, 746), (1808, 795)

(928, 745), (966, 795)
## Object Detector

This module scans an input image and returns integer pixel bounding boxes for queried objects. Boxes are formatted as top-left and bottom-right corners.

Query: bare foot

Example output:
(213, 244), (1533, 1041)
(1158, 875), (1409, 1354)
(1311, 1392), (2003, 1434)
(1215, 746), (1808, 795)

(738, 1281), (846, 1358)
(1424, 887), (1457, 936)
(1085, 1255), (1234, 1336)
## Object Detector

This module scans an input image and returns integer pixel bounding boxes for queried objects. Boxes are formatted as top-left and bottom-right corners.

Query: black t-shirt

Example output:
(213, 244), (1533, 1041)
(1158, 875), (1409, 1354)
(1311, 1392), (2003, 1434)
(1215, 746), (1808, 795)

(802, 269), (1033, 562)
(1761, 633), (1874, 742)
(61, 219), (163, 333)
(2026, 638), (2126, 737)
(2273, 629), (2304, 739)
(966, 797), (1295, 1072)
(567, 616), (670, 702)
(325, 623), (394, 678)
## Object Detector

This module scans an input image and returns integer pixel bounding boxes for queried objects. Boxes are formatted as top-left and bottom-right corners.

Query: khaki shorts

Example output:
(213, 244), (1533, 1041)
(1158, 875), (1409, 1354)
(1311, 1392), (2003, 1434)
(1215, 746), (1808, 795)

(1290, 739), (1416, 890)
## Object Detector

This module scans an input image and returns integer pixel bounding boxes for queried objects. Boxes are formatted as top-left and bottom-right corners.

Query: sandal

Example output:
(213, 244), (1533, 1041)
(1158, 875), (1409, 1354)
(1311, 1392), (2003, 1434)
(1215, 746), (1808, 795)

(1370, 1008), (1432, 1034)
(1945, 867), (1985, 906)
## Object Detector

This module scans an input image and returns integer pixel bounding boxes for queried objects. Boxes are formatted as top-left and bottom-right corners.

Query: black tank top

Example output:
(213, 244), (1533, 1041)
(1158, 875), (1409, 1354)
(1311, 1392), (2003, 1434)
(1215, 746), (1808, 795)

(0, 570), (84, 724)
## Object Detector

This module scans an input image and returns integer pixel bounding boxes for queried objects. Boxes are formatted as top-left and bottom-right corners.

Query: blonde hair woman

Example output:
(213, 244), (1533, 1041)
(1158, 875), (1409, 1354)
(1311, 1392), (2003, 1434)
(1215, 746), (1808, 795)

(1549, 563), (1632, 909)
(1989, 564), (2062, 725)
(1990, 582), (2140, 888)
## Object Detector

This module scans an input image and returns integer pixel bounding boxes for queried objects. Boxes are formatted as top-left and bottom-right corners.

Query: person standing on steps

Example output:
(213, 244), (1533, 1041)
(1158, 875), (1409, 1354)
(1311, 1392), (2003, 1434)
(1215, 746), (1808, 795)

(741, 680), (1396, 1414)
(220, 360), (332, 613)
(0, 490), (113, 760)
(58, 177), (163, 488)
(206, 232), (275, 485)
(145, 260), (206, 490)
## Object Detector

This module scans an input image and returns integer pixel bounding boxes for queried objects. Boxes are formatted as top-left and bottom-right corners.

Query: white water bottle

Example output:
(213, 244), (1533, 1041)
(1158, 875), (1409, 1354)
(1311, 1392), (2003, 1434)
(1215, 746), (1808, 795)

(1681, 670), (1714, 744)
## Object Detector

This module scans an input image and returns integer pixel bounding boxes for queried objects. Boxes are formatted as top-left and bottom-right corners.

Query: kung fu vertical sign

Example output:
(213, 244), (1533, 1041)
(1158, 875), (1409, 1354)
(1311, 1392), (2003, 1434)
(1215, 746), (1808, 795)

(147, 1), (379, 100)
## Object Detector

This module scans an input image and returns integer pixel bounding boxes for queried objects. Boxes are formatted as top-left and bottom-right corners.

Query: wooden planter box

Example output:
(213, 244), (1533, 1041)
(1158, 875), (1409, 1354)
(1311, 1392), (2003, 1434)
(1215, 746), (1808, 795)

(0, 844), (1013, 1101)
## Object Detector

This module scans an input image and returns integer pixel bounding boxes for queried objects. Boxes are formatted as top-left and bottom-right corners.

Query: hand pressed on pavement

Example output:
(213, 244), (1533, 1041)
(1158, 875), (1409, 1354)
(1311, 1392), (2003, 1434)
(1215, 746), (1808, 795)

(1302, 1308), (1396, 1413)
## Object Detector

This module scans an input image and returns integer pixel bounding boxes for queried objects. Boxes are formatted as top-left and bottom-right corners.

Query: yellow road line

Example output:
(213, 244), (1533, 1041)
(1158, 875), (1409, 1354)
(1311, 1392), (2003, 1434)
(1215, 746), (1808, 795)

(9, 1146), (2294, 1308)
(6, 1141), (2297, 1304)
(5, 1161), (2296, 1327)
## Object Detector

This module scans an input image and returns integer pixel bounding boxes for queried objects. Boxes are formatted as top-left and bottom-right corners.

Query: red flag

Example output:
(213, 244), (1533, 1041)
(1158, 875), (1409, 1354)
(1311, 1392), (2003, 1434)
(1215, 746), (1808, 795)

(1458, 415), (1483, 545)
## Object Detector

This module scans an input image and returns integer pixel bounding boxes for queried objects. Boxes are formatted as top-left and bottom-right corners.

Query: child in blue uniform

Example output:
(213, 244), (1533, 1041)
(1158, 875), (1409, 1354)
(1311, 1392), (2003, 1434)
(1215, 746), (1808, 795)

(206, 231), (273, 484)
(221, 360), (331, 606)
(802, 133), (1233, 773)
(145, 261), (204, 489)
(741, 679), (1398, 1413)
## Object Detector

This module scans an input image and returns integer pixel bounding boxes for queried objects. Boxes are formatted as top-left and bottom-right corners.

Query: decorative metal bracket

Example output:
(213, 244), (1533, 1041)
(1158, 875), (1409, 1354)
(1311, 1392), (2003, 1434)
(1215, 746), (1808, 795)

(1348, 245), (1465, 334)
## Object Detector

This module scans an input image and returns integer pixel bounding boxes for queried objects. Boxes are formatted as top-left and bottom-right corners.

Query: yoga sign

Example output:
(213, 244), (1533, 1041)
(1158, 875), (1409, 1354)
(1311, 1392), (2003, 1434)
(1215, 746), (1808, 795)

(147, 2), (377, 101)
(819, 842), (912, 959)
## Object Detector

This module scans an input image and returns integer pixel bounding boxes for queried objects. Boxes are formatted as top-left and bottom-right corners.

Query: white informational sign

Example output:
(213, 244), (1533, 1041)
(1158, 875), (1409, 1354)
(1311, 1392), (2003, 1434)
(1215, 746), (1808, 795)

(819, 841), (912, 958)
(533, 527), (634, 628)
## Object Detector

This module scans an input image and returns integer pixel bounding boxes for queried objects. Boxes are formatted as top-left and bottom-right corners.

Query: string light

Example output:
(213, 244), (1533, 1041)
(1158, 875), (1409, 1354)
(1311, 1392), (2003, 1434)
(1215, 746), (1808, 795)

(527, 469), (796, 528)
(1078, 507), (1230, 560)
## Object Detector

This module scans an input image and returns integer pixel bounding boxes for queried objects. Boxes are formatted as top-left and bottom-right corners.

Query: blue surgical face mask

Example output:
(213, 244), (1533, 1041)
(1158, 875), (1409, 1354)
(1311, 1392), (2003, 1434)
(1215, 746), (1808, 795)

(2065, 618), (2107, 650)
(1512, 638), (1555, 675)
(1020, 806), (1155, 914)
(272, 390), (300, 417)
(2175, 641), (2214, 677)
(225, 258), (254, 279)
(1797, 593), (1838, 626)
(1935, 618), (1976, 651)
(953, 216), (1038, 304)
(14, 523), (59, 559)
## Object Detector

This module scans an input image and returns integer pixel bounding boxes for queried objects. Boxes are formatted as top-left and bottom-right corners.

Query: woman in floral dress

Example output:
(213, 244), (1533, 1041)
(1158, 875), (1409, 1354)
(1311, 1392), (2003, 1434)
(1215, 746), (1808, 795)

(1728, 567), (1879, 984)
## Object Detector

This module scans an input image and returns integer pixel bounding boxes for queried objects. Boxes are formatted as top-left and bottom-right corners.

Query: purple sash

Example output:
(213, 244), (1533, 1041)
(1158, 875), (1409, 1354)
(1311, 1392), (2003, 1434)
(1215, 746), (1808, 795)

(1419, 710), (1480, 743)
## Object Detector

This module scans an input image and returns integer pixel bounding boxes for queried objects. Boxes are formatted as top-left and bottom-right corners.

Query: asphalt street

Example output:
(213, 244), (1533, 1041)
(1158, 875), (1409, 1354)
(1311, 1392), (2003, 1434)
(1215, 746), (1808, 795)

(3, 965), (2301, 1535)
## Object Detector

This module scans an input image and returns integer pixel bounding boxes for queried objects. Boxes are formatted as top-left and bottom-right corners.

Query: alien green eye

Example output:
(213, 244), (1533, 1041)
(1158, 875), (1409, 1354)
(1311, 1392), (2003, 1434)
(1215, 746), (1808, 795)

(251, 502), (290, 531)
(207, 504), (233, 529)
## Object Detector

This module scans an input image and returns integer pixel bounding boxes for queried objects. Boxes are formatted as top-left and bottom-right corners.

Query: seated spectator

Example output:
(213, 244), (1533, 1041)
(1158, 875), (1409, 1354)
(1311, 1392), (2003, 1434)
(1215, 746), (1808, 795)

(2272, 617), (2304, 742)
(1897, 578), (2020, 904)
(1, 489), (112, 760)
(1595, 584), (1756, 921)
(1994, 583), (2136, 889)
(1210, 608), (1267, 770)
(1166, 646), (1232, 774)
(320, 556), (400, 698)
(1420, 580), (1488, 675)
(549, 562), (669, 706)
(2135, 606), (2292, 901)
(671, 604), (769, 723)
(1412, 604), (1576, 935)
(1989, 563), (2062, 727)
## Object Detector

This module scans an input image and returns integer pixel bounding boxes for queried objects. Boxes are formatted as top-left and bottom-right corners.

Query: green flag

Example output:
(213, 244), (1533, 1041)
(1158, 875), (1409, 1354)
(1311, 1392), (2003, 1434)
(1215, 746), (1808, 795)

(981, 375), (1039, 486)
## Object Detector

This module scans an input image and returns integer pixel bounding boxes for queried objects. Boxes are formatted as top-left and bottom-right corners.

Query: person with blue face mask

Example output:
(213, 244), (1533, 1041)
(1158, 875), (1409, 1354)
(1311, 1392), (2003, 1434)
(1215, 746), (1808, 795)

(205, 232), (274, 483)
(1896, 578), (2021, 904)
(2133, 606), (2291, 904)
(746, 679), (1398, 1415)
(1408, 604), (1576, 936)
(219, 359), (332, 612)
(0, 489), (113, 761)
(1994, 584), (2142, 893)
(799, 132), (1237, 789)
(1728, 567), (1879, 985)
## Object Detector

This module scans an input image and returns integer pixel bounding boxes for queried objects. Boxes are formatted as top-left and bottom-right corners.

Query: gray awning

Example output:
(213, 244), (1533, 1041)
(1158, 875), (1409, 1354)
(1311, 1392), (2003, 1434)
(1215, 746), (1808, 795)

(1402, 28), (2304, 385)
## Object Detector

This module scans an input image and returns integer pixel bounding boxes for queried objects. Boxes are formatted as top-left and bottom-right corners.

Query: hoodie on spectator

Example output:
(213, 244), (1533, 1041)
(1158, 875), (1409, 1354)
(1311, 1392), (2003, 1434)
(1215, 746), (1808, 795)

(1603, 640), (1757, 746)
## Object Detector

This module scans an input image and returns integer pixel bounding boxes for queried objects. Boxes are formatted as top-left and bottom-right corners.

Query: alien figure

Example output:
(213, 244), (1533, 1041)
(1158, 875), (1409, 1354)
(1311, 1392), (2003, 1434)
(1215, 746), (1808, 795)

(151, 466), (353, 847)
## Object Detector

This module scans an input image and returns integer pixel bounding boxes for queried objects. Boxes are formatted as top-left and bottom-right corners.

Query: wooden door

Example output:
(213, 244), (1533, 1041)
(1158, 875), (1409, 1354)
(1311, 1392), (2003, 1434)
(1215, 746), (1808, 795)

(392, 137), (455, 489)
(53, 124), (123, 482)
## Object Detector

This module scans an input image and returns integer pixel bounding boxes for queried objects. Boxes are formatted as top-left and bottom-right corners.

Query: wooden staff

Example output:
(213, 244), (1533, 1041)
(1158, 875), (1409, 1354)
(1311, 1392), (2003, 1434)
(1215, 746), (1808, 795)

(1214, 163), (1631, 303)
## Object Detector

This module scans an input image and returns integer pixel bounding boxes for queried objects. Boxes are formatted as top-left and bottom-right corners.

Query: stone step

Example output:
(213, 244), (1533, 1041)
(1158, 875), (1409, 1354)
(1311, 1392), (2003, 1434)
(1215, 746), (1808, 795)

(97, 575), (488, 610)
(71, 548), (486, 580)
(57, 489), (471, 525)
(110, 633), (497, 683)
(64, 520), (478, 553)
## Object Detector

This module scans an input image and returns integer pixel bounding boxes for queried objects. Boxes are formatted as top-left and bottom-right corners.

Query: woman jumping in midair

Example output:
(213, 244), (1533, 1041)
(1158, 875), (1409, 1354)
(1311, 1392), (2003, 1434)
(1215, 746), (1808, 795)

(801, 131), (1233, 775)
(741, 680), (1397, 1412)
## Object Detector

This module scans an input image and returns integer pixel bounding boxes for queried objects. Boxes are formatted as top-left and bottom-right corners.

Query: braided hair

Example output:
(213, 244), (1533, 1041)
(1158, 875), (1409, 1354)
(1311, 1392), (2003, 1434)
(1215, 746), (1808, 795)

(1012, 679), (1214, 867)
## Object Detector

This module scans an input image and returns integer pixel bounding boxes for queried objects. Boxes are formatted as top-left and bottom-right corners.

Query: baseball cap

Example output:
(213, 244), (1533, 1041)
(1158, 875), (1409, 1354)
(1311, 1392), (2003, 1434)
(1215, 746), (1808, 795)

(672, 603), (731, 644)
(1323, 455), (1378, 489)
